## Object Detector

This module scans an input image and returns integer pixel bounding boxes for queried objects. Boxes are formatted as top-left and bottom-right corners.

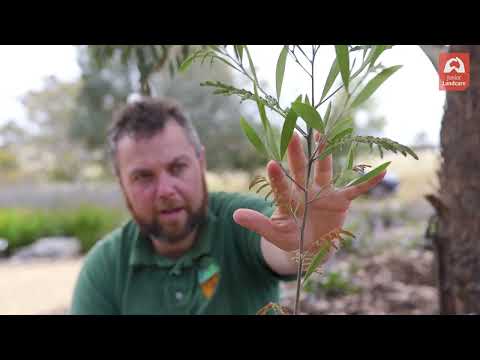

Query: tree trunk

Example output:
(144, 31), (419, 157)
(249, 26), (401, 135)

(432, 45), (480, 314)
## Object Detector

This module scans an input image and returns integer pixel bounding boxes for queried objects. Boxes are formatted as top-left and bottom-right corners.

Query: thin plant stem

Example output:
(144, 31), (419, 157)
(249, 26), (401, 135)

(294, 47), (316, 315)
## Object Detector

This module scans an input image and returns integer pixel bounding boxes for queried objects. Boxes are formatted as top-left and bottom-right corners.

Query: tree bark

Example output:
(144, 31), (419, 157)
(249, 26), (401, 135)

(434, 45), (480, 314)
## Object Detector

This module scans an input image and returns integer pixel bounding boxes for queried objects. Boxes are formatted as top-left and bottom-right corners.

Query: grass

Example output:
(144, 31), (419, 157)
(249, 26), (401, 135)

(0, 206), (127, 254)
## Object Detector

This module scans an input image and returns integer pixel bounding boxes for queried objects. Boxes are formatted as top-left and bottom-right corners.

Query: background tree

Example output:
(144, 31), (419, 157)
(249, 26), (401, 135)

(149, 60), (268, 171)
(424, 45), (480, 314)
(20, 76), (85, 181)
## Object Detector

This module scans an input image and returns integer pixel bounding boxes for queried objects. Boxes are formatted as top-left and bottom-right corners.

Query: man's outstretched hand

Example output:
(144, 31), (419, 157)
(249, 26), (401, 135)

(233, 131), (386, 252)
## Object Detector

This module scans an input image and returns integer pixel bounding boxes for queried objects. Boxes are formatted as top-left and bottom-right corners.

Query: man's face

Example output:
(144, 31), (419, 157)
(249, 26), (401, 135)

(116, 120), (208, 243)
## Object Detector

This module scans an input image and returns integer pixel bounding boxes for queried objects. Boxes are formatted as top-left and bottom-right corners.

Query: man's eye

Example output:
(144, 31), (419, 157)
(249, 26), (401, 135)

(171, 163), (186, 175)
(134, 173), (152, 182)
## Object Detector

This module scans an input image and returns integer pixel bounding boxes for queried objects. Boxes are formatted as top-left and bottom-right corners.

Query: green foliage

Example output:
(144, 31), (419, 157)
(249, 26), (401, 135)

(72, 46), (135, 152)
(317, 135), (418, 162)
(291, 101), (325, 133)
(320, 58), (340, 102)
(351, 65), (402, 109)
(240, 117), (268, 156)
(316, 271), (360, 298)
(248, 175), (275, 204)
(335, 45), (350, 93)
(346, 161), (391, 186)
(302, 241), (333, 285)
(280, 107), (299, 160)
(99, 44), (419, 314)
(88, 45), (201, 94)
(0, 148), (18, 171)
(200, 80), (284, 117)
(0, 206), (126, 253)
(21, 76), (81, 138)
(152, 60), (269, 171)
(275, 46), (288, 100)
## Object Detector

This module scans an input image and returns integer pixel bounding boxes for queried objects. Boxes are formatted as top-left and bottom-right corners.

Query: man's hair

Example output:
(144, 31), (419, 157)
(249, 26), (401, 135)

(107, 96), (202, 176)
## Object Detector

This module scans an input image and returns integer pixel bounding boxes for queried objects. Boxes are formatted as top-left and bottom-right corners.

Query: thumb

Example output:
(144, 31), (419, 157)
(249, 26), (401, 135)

(233, 208), (275, 240)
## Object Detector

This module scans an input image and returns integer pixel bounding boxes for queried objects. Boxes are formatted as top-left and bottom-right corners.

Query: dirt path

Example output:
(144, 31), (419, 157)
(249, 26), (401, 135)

(0, 257), (84, 315)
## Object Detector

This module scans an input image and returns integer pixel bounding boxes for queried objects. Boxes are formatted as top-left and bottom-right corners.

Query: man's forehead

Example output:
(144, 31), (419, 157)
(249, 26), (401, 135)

(117, 127), (196, 171)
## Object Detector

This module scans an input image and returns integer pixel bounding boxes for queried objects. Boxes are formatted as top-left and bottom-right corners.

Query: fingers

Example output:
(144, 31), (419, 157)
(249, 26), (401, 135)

(339, 171), (387, 201)
(313, 131), (333, 187)
(287, 132), (307, 187)
(233, 208), (275, 240)
(267, 160), (292, 214)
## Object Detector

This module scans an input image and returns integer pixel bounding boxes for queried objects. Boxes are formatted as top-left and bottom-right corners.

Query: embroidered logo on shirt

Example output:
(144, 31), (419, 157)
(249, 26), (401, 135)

(198, 261), (220, 300)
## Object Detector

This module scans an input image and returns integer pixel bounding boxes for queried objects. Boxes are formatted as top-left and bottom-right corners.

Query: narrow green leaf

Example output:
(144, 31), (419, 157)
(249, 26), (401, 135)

(275, 46), (288, 100)
(291, 102), (324, 133)
(335, 45), (350, 92)
(304, 94), (310, 106)
(316, 144), (337, 161)
(329, 128), (353, 144)
(368, 45), (392, 68)
(302, 242), (332, 285)
(239, 117), (267, 156)
(362, 46), (369, 61)
(234, 45), (244, 62)
(328, 116), (353, 140)
(351, 65), (402, 108)
(207, 45), (220, 52)
(346, 161), (391, 187)
(323, 102), (332, 130)
(335, 169), (359, 188)
(179, 51), (202, 72)
(280, 107), (298, 160)
(253, 83), (267, 129)
(265, 117), (281, 161)
(253, 83), (280, 160)
(404, 146), (419, 160)
(346, 142), (356, 170)
(211, 55), (238, 71)
(378, 144), (384, 158)
(317, 133), (353, 161)
(244, 45), (258, 84)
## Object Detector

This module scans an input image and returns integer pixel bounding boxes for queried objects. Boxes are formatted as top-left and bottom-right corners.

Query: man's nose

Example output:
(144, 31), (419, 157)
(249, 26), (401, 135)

(155, 174), (176, 199)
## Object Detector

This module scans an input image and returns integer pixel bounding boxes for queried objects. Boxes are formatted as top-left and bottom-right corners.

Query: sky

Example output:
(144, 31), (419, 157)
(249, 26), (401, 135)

(0, 45), (445, 146)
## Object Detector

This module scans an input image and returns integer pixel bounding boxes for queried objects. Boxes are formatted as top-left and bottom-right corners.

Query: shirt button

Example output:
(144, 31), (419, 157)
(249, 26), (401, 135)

(175, 291), (184, 301)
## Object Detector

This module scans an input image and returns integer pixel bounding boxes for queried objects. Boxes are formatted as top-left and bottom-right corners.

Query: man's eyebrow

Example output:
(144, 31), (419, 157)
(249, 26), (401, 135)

(128, 155), (190, 176)
(129, 168), (153, 177)
(170, 155), (190, 163)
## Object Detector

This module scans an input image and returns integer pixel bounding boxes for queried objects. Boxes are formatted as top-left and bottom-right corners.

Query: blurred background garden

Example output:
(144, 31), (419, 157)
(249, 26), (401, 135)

(0, 45), (448, 314)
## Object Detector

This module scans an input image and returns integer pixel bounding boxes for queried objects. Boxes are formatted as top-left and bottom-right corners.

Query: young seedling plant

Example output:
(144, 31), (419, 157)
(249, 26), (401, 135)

(181, 45), (418, 315)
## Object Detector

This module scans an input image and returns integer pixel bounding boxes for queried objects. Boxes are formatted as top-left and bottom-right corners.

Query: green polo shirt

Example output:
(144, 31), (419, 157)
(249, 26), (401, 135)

(70, 191), (296, 315)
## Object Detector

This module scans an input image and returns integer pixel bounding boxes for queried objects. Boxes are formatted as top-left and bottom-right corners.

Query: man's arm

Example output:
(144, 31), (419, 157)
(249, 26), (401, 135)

(70, 241), (119, 315)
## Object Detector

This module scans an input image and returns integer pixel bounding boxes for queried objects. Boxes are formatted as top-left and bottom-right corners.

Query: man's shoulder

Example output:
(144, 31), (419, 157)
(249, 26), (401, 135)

(82, 219), (136, 268)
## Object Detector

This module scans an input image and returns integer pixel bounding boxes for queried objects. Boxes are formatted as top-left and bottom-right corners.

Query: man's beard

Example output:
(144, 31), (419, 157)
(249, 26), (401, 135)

(122, 174), (209, 244)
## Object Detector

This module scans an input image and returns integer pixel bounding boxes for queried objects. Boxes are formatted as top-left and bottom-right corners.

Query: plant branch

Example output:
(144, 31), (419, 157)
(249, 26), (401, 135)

(293, 51), (317, 315)
(287, 47), (312, 78)
(296, 45), (311, 63)
(277, 162), (306, 193)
